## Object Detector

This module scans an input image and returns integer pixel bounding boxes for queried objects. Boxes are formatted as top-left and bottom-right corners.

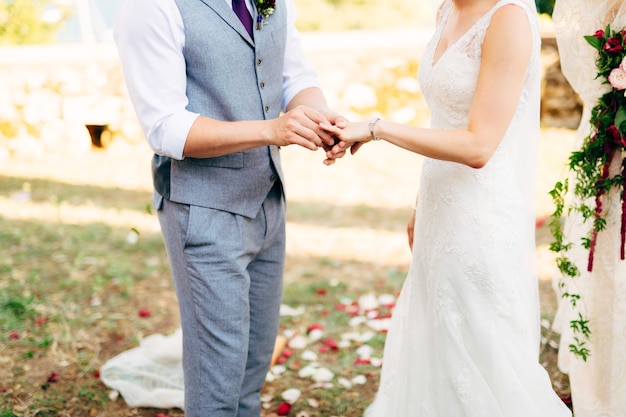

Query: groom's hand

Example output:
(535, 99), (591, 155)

(272, 105), (339, 151)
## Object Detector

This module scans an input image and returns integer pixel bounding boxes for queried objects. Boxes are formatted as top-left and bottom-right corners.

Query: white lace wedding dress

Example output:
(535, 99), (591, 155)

(364, 1), (571, 416)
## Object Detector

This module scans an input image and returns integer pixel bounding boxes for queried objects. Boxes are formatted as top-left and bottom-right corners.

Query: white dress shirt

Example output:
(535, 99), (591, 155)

(114, 0), (320, 160)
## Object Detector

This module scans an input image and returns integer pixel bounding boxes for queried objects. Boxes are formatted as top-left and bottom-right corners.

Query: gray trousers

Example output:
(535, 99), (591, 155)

(156, 182), (285, 417)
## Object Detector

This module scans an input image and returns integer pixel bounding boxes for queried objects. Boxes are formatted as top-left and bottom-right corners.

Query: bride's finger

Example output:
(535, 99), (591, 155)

(350, 142), (364, 155)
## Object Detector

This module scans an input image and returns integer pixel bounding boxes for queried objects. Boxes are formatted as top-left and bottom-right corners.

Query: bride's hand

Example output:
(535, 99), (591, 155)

(320, 121), (370, 156)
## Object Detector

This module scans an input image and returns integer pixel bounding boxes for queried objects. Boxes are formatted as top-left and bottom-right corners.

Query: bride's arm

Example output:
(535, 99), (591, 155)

(325, 4), (533, 169)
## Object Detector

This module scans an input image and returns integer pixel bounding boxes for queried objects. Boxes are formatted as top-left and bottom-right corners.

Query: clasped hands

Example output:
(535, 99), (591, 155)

(276, 105), (373, 165)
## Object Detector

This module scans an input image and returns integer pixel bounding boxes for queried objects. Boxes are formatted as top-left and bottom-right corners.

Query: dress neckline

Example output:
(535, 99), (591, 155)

(430, 0), (506, 68)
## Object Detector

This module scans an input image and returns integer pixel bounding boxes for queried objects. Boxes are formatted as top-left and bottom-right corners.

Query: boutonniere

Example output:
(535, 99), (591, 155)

(254, 0), (276, 29)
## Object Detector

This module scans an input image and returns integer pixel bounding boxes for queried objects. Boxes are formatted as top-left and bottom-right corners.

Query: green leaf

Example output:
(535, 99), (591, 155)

(616, 106), (626, 133)
(584, 35), (603, 51)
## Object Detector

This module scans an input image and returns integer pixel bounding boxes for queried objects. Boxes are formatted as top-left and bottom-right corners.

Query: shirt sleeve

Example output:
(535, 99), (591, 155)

(114, 0), (197, 160)
(281, 0), (322, 111)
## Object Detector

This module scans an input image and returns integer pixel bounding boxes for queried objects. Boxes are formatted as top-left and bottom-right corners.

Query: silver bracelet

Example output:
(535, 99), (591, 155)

(368, 117), (381, 141)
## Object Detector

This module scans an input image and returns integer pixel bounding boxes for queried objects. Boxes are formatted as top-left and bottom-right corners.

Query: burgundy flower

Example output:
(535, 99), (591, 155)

(606, 124), (626, 146)
(594, 29), (605, 39)
(604, 36), (623, 53)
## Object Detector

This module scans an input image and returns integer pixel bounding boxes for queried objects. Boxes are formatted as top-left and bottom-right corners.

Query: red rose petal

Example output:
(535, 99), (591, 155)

(138, 308), (151, 318)
(93, 371), (100, 378)
(277, 401), (292, 416)
(316, 288), (328, 295)
(9, 332), (19, 340)
(35, 316), (47, 326)
(47, 372), (60, 383)
(318, 345), (329, 353)
(155, 414), (170, 417)
(306, 323), (323, 334)
(355, 358), (371, 365)
(322, 338), (339, 351)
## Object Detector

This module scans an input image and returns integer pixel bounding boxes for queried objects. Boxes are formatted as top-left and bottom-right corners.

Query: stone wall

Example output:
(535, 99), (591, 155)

(0, 32), (581, 161)
(0, 43), (141, 161)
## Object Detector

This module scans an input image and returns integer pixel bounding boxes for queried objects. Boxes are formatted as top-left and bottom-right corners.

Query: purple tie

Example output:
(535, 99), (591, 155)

(233, 0), (253, 38)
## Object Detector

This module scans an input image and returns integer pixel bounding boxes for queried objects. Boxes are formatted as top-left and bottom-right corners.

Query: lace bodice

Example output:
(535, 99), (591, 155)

(419, 0), (540, 131)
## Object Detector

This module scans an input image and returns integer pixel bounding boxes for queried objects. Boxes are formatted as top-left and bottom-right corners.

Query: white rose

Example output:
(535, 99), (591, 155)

(608, 67), (626, 90)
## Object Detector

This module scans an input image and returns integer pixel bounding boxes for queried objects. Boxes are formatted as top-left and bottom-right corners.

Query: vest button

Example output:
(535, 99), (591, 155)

(260, 81), (265, 89)
(270, 174), (277, 182)
(265, 105), (270, 113)
(257, 58), (262, 66)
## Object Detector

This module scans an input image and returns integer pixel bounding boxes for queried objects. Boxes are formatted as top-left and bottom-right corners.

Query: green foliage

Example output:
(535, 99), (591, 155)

(0, 0), (66, 45)
(550, 24), (626, 362)
(535, 0), (555, 16)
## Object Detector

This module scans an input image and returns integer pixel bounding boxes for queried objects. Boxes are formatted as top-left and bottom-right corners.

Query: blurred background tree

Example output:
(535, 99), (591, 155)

(0, 0), (67, 45)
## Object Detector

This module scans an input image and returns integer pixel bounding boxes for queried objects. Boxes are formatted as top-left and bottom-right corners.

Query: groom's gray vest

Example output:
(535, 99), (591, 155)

(153, 0), (286, 218)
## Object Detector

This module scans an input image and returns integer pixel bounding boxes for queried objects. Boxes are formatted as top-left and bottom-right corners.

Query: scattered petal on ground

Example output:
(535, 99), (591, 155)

(338, 377), (352, 389)
(307, 398), (319, 408)
(281, 388), (301, 403)
(308, 329), (324, 341)
(367, 318), (391, 332)
(301, 350), (318, 362)
(349, 316), (367, 327)
(356, 345), (373, 359)
(271, 365), (287, 375)
(280, 305), (305, 316)
(378, 293), (396, 307)
(312, 367), (334, 382)
(138, 308), (151, 318)
(288, 334), (308, 349)
(306, 323), (324, 334)
(277, 401), (292, 416)
(358, 294), (379, 311)
(47, 372), (60, 383)
(298, 365), (318, 378)
(355, 357), (371, 365)
(352, 375), (368, 385)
